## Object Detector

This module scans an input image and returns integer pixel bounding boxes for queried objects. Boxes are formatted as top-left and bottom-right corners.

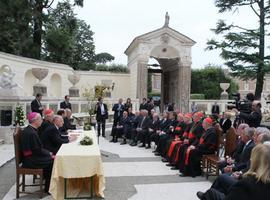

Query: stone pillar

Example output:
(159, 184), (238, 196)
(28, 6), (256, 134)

(178, 64), (191, 113)
(137, 61), (148, 101)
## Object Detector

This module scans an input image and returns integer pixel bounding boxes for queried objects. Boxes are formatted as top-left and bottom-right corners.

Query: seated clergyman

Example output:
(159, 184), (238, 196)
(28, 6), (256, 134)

(20, 112), (54, 193)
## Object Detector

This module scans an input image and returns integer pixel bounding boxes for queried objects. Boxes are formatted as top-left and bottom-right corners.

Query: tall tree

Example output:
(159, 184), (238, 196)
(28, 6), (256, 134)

(43, 1), (95, 70)
(0, 0), (32, 57)
(30, 0), (84, 59)
(207, 0), (270, 99)
(94, 53), (115, 64)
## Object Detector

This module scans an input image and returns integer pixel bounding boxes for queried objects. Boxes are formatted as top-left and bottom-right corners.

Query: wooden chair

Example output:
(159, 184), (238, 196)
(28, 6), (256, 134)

(202, 124), (223, 179)
(13, 127), (44, 199)
(224, 127), (238, 157)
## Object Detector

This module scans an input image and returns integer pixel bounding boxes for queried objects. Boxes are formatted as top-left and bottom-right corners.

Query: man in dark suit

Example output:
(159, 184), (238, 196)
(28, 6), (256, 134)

(237, 100), (262, 128)
(211, 102), (220, 115)
(41, 115), (70, 155)
(95, 97), (108, 137)
(112, 98), (125, 127)
(130, 110), (151, 146)
(31, 93), (44, 116)
(139, 98), (148, 111)
(60, 95), (72, 110)
(219, 112), (232, 134)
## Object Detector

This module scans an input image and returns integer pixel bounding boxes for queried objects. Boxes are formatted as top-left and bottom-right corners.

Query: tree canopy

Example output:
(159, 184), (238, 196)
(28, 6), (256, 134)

(191, 66), (238, 99)
(207, 0), (270, 99)
(0, 0), (119, 71)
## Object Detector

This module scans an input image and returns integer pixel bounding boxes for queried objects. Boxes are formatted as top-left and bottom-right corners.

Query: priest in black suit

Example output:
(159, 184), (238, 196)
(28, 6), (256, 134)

(95, 97), (108, 137)
(41, 115), (69, 155)
(20, 112), (53, 193)
(31, 93), (44, 116)
(60, 95), (72, 110)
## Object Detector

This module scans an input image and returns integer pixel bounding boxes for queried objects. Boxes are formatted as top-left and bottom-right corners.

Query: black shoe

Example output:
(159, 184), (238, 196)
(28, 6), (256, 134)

(196, 191), (204, 200)
(145, 146), (151, 149)
(161, 158), (168, 163)
(171, 166), (178, 170)
(152, 150), (157, 153)
(166, 163), (174, 167)
(154, 153), (161, 156)
(130, 142), (136, 146)
(102, 135), (106, 138)
(138, 144), (145, 147)
(179, 173), (186, 177)
(120, 141), (127, 145)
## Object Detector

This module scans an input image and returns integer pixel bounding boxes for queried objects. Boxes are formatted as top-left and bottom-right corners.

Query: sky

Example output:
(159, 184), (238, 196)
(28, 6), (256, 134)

(68, 0), (260, 68)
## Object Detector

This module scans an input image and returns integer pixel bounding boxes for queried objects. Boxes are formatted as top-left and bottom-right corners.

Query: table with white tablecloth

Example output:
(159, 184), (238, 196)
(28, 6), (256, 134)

(49, 130), (105, 199)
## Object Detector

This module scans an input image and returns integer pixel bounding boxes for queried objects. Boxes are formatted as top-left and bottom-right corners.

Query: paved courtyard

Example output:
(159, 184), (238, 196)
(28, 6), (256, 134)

(0, 128), (213, 200)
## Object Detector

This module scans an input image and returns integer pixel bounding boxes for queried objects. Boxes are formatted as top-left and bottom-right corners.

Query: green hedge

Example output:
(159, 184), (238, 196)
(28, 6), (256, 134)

(190, 94), (205, 99)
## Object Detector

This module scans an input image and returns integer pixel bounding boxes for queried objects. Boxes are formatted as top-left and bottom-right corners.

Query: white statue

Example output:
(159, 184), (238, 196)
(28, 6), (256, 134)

(164, 12), (170, 27)
(0, 65), (18, 89)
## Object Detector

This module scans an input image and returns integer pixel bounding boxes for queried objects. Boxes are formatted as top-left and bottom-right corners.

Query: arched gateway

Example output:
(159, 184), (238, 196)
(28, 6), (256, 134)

(124, 13), (196, 112)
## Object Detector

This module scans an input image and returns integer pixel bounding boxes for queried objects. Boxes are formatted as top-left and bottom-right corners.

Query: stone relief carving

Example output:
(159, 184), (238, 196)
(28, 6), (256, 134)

(160, 34), (170, 44)
(0, 65), (18, 89)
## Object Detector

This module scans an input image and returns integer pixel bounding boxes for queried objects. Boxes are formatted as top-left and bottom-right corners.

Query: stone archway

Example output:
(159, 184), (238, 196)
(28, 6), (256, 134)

(125, 14), (195, 112)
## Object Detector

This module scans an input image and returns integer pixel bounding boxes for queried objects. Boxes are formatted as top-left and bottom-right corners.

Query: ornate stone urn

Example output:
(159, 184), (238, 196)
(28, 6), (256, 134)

(31, 68), (49, 96)
(220, 83), (230, 100)
(68, 72), (80, 97)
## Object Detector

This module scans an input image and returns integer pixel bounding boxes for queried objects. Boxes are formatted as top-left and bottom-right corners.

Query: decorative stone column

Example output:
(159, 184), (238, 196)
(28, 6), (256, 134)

(178, 64), (191, 113)
(137, 60), (148, 101)
(68, 72), (80, 97)
(31, 68), (49, 96)
(220, 83), (230, 100)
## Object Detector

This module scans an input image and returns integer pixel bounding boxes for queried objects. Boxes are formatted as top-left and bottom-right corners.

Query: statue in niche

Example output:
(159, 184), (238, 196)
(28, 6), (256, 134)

(164, 12), (170, 27)
(0, 65), (18, 89)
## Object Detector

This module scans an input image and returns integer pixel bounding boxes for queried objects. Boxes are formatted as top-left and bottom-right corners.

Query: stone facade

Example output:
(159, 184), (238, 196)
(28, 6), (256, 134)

(125, 26), (195, 112)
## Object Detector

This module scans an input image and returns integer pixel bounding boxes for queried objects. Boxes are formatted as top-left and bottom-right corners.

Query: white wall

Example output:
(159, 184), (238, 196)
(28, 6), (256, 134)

(0, 51), (131, 100)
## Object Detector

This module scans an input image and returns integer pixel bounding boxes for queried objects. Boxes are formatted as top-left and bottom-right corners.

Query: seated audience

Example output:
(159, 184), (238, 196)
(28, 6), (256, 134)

(197, 143), (270, 200)
(197, 126), (270, 199)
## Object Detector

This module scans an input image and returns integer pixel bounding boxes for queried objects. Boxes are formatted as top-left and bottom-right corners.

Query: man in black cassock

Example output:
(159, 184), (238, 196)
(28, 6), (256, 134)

(20, 112), (53, 193)
(38, 108), (54, 138)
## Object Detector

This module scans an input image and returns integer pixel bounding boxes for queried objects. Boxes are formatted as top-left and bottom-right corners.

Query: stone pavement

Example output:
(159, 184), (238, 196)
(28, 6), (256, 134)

(1, 130), (213, 200)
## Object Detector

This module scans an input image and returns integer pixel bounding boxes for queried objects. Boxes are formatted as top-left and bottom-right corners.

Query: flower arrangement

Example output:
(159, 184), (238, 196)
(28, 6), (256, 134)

(14, 105), (25, 126)
(80, 136), (93, 146)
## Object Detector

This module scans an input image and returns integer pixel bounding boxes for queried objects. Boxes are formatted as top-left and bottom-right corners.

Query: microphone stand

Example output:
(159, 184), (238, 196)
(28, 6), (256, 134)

(92, 122), (109, 157)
